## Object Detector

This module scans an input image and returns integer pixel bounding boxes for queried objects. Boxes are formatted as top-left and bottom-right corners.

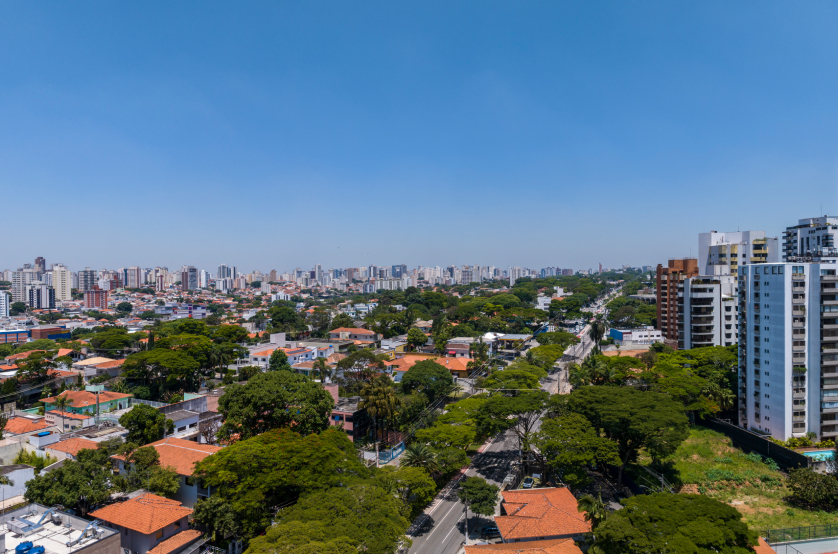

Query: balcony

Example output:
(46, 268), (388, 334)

(793, 297), (806, 305)
(793, 307), (805, 316)
(822, 274), (838, 282)
(793, 415), (806, 422)
(793, 273), (806, 281)
(793, 285), (806, 293)
(793, 321), (805, 328)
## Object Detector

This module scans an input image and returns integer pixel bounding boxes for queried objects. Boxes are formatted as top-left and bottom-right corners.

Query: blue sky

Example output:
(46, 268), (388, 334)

(1, 1), (837, 273)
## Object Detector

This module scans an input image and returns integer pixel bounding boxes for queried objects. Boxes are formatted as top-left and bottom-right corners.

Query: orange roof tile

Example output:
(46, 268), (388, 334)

(495, 488), (591, 541)
(42, 390), (132, 408)
(90, 494), (192, 534)
(755, 538), (777, 554)
(4, 417), (49, 435)
(96, 358), (126, 369)
(113, 437), (221, 476)
(5, 351), (44, 361)
(464, 538), (582, 554)
(47, 437), (100, 456)
(56, 348), (75, 357)
(147, 530), (202, 554)
(330, 327), (375, 335)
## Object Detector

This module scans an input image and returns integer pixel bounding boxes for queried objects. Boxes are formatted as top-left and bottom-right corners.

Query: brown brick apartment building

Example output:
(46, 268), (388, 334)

(656, 258), (699, 345)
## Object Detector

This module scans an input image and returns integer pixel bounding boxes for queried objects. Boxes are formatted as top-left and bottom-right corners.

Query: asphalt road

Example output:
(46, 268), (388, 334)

(407, 373), (564, 554)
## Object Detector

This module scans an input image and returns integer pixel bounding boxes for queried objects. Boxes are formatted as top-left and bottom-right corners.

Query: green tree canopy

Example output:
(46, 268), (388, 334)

(193, 427), (370, 539)
(218, 371), (335, 441)
(245, 483), (411, 554)
(119, 404), (174, 445)
(406, 328), (429, 350)
(457, 476), (500, 516)
(532, 413), (620, 488)
(400, 359), (453, 402)
(269, 348), (292, 371)
(24, 448), (112, 516)
(567, 387), (689, 483)
(590, 493), (757, 554)
(478, 391), (548, 452)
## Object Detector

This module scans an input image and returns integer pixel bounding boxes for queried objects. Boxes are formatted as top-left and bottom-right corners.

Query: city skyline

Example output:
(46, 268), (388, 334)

(1, 2), (836, 269)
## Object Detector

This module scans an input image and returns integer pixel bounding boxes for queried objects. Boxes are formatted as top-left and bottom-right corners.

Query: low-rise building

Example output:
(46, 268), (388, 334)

(42, 390), (133, 416)
(90, 493), (200, 554)
(0, 503), (120, 554)
(495, 488), (591, 544)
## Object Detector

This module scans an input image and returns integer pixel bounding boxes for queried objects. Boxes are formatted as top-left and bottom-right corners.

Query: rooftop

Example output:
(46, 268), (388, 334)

(4, 417), (49, 435)
(42, 390), (132, 408)
(0, 503), (119, 554)
(46, 437), (100, 457)
(113, 437), (221, 476)
(464, 538), (582, 554)
(90, 493), (192, 534)
(496, 488), (591, 541)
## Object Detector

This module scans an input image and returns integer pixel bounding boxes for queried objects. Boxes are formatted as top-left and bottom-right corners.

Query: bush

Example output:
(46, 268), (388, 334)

(786, 468), (838, 511)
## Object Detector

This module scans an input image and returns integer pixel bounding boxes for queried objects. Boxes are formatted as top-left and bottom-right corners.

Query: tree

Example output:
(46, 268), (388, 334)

(217, 371), (335, 441)
(116, 302), (133, 315)
(359, 376), (401, 441)
(376, 466), (436, 517)
(10, 302), (26, 315)
(483, 368), (540, 392)
(401, 443), (439, 475)
(114, 445), (180, 497)
(577, 492), (608, 530)
(123, 348), (202, 392)
(457, 476), (499, 516)
(415, 422), (475, 449)
(406, 328), (428, 351)
(193, 428), (370, 539)
(479, 391), (548, 453)
(54, 395), (69, 433)
(24, 448), (113, 516)
(329, 313), (355, 331)
(567, 387), (689, 484)
(401, 360), (453, 402)
(246, 484), (411, 554)
(238, 365), (261, 381)
(119, 403), (174, 445)
(532, 413), (619, 488)
(590, 493), (757, 554)
(268, 349), (292, 371)
(786, 468), (838, 511)
(193, 496), (241, 544)
(588, 316), (607, 352)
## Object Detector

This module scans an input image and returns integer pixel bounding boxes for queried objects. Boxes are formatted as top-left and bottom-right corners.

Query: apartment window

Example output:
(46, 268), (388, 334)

(174, 520), (181, 529)
(156, 531), (163, 540)
(765, 394), (769, 398)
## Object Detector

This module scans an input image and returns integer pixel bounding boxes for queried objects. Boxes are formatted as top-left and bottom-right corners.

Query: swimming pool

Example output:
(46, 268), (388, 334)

(802, 450), (834, 461)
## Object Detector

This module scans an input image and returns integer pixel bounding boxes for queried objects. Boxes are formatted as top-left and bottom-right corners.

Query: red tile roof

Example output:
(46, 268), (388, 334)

(5, 351), (44, 361)
(464, 539), (582, 554)
(41, 390), (132, 408)
(113, 437), (221, 476)
(495, 488), (591, 541)
(47, 437), (100, 456)
(755, 538), (777, 554)
(330, 327), (375, 335)
(147, 530), (202, 554)
(90, 493), (192, 534)
(95, 358), (126, 369)
(4, 417), (49, 435)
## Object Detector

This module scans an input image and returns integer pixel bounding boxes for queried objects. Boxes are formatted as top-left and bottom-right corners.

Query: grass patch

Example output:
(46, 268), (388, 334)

(632, 426), (838, 532)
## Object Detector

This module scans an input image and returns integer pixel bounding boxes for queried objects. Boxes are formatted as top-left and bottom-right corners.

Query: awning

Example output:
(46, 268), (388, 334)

(449, 351), (456, 355)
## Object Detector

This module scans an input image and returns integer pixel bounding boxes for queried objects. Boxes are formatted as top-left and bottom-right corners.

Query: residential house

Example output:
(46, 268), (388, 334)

(0, 464), (35, 507)
(4, 415), (51, 437)
(329, 327), (380, 344)
(324, 384), (370, 440)
(44, 410), (96, 432)
(495, 488), (591, 544)
(113, 437), (222, 508)
(0, 503), (120, 554)
(445, 337), (474, 358)
(42, 390), (133, 415)
(44, 437), (100, 460)
(90, 493), (201, 554)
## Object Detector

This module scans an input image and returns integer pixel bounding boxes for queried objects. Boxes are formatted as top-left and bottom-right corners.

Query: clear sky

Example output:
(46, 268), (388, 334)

(1, 1), (837, 273)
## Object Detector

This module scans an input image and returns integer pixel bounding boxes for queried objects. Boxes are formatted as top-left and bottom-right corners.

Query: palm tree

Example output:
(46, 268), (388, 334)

(577, 492), (607, 530)
(588, 317), (607, 353)
(359, 376), (401, 442)
(111, 379), (130, 394)
(54, 395), (69, 433)
(567, 363), (590, 388)
(312, 357), (329, 381)
(401, 443), (439, 475)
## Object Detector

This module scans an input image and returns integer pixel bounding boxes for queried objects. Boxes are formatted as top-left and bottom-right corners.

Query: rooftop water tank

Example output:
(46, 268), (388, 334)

(36, 432), (50, 437)
(29, 546), (44, 554)
(15, 541), (33, 554)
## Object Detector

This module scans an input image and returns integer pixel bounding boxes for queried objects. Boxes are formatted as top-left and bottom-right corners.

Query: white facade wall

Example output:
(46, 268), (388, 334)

(678, 275), (738, 349)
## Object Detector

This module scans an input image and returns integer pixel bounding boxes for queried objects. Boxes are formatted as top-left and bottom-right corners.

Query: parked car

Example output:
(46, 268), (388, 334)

(481, 525), (500, 538)
(522, 477), (535, 489)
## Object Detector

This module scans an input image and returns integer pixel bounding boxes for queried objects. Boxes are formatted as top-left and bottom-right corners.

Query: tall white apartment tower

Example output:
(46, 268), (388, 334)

(51, 264), (72, 302)
(737, 257), (838, 441)
(0, 291), (9, 317)
(783, 216), (838, 260)
(677, 275), (739, 350)
(699, 231), (779, 277)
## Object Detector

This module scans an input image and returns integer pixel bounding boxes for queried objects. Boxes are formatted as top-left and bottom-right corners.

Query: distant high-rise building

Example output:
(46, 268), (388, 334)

(0, 291), (9, 317)
(125, 267), (142, 289)
(51, 264), (72, 302)
(561, 269), (573, 276)
(217, 264), (232, 280)
(181, 266), (198, 291)
(392, 264), (407, 279)
(699, 230), (779, 276)
(782, 215), (838, 260)
(11, 268), (39, 303)
(34, 257), (46, 276)
(78, 267), (98, 292)
(84, 287), (109, 310)
(656, 259), (699, 343)
(677, 275), (739, 350)
(269, 269), (277, 283)
(199, 270), (210, 288)
(26, 283), (55, 310)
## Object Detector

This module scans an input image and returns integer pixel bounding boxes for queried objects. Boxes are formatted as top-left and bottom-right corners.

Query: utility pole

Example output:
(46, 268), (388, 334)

(463, 489), (469, 546)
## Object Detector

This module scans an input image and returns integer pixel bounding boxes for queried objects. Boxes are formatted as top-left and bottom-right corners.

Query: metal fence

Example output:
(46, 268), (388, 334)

(766, 524), (838, 544)
(702, 419), (810, 470)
